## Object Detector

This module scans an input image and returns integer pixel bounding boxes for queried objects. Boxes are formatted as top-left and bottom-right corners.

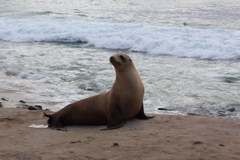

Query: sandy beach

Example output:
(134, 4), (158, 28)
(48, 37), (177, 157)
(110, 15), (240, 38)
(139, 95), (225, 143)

(0, 106), (240, 160)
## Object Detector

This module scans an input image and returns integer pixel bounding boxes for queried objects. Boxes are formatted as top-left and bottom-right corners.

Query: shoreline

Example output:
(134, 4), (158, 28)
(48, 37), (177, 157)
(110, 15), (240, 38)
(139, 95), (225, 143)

(0, 107), (240, 160)
(0, 90), (61, 111)
(1, 90), (239, 119)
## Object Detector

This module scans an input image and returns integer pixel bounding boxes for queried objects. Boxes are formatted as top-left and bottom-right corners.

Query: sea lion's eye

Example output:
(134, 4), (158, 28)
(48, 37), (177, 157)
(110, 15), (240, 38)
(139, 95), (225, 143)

(119, 55), (126, 63)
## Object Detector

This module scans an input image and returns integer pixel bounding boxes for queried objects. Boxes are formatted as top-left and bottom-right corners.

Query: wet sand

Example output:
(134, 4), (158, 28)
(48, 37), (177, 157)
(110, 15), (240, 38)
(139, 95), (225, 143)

(0, 107), (240, 160)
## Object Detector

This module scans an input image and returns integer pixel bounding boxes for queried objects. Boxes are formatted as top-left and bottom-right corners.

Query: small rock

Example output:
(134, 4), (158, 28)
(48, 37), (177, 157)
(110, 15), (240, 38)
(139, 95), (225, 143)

(0, 102), (3, 108)
(158, 108), (173, 111)
(112, 142), (119, 147)
(17, 104), (30, 109)
(158, 108), (168, 111)
(5, 71), (18, 76)
(1, 98), (8, 101)
(34, 105), (43, 110)
(28, 105), (43, 110)
(187, 113), (200, 116)
(193, 141), (203, 145)
(28, 106), (38, 110)
(17, 104), (43, 110)
(219, 144), (225, 147)
(70, 140), (81, 144)
(19, 100), (26, 103)
(228, 107), (236, 112)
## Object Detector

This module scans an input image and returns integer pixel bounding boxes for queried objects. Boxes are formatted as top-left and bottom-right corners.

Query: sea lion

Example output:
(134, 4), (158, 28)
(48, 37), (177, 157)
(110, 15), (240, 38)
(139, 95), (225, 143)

(44, 53), (154, 130)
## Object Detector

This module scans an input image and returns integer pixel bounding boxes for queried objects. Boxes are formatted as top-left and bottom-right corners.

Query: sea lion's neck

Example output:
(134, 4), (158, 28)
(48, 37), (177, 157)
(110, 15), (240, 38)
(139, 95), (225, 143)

(113, 67), (143, 90)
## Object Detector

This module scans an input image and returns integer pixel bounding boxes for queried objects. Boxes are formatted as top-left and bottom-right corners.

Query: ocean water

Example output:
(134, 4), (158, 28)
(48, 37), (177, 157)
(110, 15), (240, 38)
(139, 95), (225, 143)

(0, 0), (240, 118)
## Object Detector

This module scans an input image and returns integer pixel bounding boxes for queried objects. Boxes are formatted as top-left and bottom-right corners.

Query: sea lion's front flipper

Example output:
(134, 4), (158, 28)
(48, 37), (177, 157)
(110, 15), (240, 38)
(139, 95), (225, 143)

(102, 103), (125, 130)
(135, 103), (155, 120)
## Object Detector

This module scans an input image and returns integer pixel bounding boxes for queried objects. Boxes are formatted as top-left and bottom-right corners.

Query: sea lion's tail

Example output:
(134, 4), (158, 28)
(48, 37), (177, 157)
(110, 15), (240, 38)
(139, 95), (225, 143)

(43, 112), (66, 130)
(43, 112), (54, 127)
(43, 112), (52, 118)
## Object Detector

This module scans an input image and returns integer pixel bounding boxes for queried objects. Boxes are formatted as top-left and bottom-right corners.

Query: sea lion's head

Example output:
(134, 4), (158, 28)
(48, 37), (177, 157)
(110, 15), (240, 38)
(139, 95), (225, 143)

(44, 112), (62, 128)
(110, 53), (133, 72)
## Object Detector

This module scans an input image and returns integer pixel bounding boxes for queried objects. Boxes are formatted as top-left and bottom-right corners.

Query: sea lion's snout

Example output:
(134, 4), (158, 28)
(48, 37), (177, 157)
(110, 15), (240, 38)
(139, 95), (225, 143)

(110, 56), (115, 63)
(110, 55), (121, 66)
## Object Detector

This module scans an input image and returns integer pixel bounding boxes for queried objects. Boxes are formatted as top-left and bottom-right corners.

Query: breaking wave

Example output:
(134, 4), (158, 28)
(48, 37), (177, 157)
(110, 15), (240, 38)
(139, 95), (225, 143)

(0, 18), (240, 59)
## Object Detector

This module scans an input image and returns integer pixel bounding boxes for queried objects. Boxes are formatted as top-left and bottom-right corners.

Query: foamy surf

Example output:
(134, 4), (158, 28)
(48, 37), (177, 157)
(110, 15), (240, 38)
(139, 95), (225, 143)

(28, 124), (48, 129)
(0, 18), (239, 59)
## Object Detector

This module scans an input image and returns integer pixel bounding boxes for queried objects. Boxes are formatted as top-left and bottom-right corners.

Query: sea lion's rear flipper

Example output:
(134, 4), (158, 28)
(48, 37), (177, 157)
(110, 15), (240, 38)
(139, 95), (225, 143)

(101, 122), (124, 131)
(43, 112), (53, 118)
(55, 127), (68, 132)
(135, 103), (155, 120)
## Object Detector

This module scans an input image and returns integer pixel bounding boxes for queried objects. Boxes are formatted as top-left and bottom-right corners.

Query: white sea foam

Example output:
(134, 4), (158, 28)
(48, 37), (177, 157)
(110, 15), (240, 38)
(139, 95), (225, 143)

(28, 124), (48, 128)
(0, 18), (240, 59)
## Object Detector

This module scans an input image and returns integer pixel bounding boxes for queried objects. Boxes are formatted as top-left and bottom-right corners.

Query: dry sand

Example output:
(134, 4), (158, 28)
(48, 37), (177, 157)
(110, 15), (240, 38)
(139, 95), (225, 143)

(0, 107), (240, 160)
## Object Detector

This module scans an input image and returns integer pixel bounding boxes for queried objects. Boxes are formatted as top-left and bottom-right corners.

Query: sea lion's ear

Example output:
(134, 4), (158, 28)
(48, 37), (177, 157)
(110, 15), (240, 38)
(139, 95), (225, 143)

(43, 112), (52, 118)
